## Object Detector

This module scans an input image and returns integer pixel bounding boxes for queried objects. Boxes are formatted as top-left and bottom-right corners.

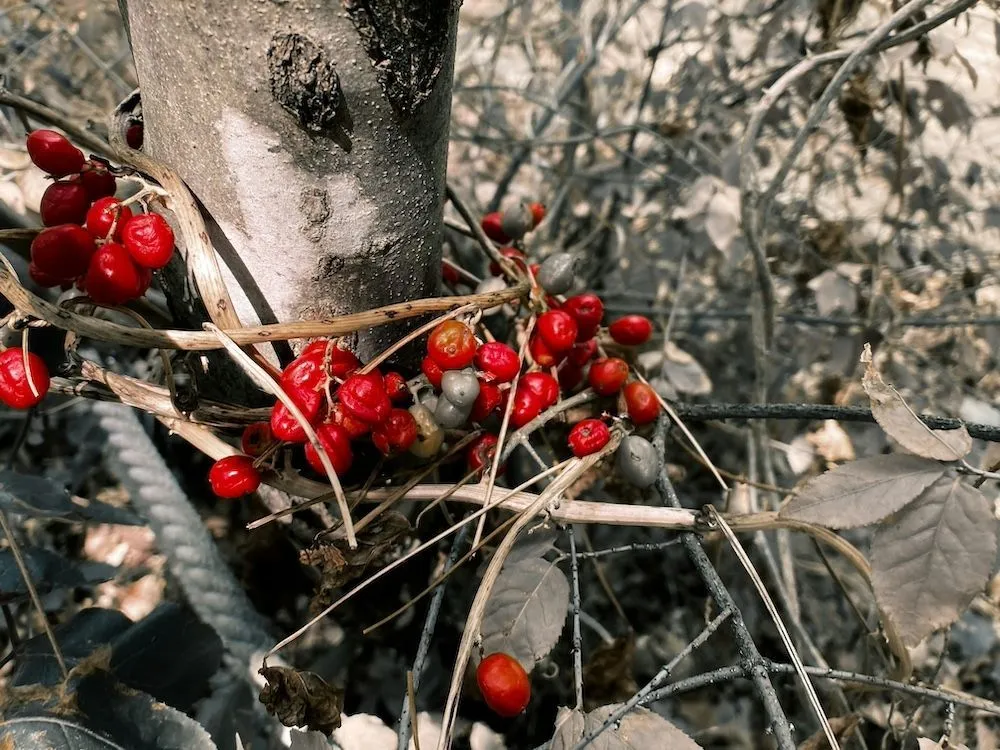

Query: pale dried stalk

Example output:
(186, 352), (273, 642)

(0, 266), (528, 351)
(204, 323), (357, 549)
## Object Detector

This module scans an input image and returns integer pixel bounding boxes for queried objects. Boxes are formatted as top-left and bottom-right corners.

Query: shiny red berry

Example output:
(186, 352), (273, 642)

(475, 341), (520, 383)
(421, 355), (444, 390)
(305, 422), (354, 475)
(85, 197), (133, 241)
(561, 293), (604, 341)
(608, 315), (653, 346)
(79, 160), (117, 201)
(39, 180), (89, 226)
(537, 310), (578, 353)
(427, 320), (478, 370)
(121, 213), (175, 269)
(528, 202), (546, 228)
(383, 371), (410, 403)
(240, 422), (273, 457)
(0, 348), (50, 409)
(467, 434), (503, 476)
(623, 381), (660, 424)
(339, 372), (391, 424)
(372, 408), (418, 455)
(489, 247), (528, 276)
(26, 130), (84, 177)
(330, 402), (371, 439)
(567, 338), (598, 366)
(208, 455), (261, 498)
(30, 224), (95, 282)
(510, 386), (542, 428)
(588, 358), (629, 396)
(125, 122), (143, 150)
(568, 419), (610, 457)
(520, 372), (559, 409)
(470, 379), (503, 422)
(28, 263), (65, 289)
(269, 385), (325, 443)
(295, 340), (360, 380)
(477, 653), (530, 717)
(281, 350), (327, 393)
(529, 334), (563, 368)
(83, 242), (147, 305)
(481, 212), (510, 244)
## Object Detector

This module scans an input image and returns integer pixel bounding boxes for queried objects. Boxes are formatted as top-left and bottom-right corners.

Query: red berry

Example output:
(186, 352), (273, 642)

(330, 402), (371, 439)
(588, 358), (629, 396)
(39, 180), (89, 226)
(441, 261), (461, 285)
(467, 433), (503, 476)
(520, 372), (559, 409)
(83, 242), (147, 305)
(31, 224), (95, 282)
(121, 213), (175, 269)
(510, 386), (542, 428)
(489, 247), (528, 276)
(0, 348), (50, 409)
(305, 422), (354, 475)
(295, 340), (361, 380)
(240, 422), (273, 457)
(623, 381), (660, 424)
(125, 122), (144, 150)
(26, 130), (84, 177)
(528, 202), (546, 228)
(561, 293), (604, 340)
(568, 419), (611, 457)
(537, 310), (578, 353)
(567, 338), (598, 367)
(528, 334), (563, 368)
(269, 385), (325, 443)
(281, 350), (327, 393)
(608, 315), (653, 346)
(208, 455), (261, 498)
(421, 355), (444, 390)
(339, 372), (391, 424)
(558, 362), (584, 391)
(470, 379), (503, 422)
(427, 320), (478, 370)
(79, 160), (117, 201)
(481, 212), (510, 244)
(383, 371), (410, 403)
(85, 197), (133, 241)
(372, 408), (418, 455)
(477, 653), (530, 717)
(475, 342), (520, 383)
(28, 263), (64, 288)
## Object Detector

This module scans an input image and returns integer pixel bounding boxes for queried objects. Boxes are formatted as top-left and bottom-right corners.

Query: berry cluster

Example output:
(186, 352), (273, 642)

(26, 129), (175, 305)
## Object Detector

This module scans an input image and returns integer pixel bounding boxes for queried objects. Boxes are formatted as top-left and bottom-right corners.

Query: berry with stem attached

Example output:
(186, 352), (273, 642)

(79, 160), (117, 200)
(305, 422), (354, 475)
(121, 213), (175, 269)
(209, 455), (261, 498)
(623, 381), (660, 424)
(475, 341), (520, 383)
(371, 408), (418, 455)
(520, 372), (559, 409)
(467, 433), (502, 476)
(477, 653), (530, 717)
(561, 293), (604, 341)
(383, 371), (410, 403)
(83, 242), (149, 305)
(30, 224), (95, 282)
(536, 310), (578, 353)
(339, 372), (391, 425)
(568, 418), (610, 457)
(85, 197), (134, 241)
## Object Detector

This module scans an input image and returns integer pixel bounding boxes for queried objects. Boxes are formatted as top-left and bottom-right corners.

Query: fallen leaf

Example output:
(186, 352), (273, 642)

(259, 666), (344, 736)
(551, 704), (702, 749)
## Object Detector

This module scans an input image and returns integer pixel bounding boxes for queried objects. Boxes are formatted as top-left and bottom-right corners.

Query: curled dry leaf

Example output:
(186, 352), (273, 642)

(860, 344), (971, 461)
(481, 556), (570, 671)
(871, 474), (998, 647)
(551, 704), (702, 749)
(582, 633), (637, 711)
(780, 454), (946, 530)
(259, 665), (344, 736)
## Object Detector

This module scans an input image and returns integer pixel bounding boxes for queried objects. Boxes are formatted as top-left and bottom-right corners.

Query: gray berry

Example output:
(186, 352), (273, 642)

(500, 202), (534, 240)
(441, 369), (480, 408)
(616, 435), (660, 488)
(434, 395), (472, 429)
(537, 253), (577, 294)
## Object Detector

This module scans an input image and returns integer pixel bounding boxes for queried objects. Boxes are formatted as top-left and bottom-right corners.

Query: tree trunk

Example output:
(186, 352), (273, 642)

(118, 1), (458, 362)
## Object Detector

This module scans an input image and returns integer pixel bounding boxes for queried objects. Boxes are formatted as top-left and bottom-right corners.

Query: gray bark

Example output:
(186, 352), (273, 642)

(119, 1), (458, 361)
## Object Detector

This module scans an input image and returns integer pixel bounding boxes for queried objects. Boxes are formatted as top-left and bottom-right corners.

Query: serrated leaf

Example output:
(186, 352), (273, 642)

(0, 471), (142, 525)
(0, 546), (117, 604)
(506, 522), (558, 564)
(861, 347), (971, 460)
(872, 475), (998, 646)
(481, 557), (569, 671)
(550, 705), (702, 749)
(780, 454), (945, 529)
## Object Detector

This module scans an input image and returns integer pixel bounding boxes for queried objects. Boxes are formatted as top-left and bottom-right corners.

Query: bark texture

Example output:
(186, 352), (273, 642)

(120, 1), (458, 360)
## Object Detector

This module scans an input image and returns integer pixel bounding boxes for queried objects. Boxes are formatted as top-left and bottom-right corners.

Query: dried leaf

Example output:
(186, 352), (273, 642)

(780, 454), (945, 529)
(551, 705), (702, 749)
(704, 187), (740, 256)
(0, 546), (117, 604)
(872, 475), (998, 646)
(507, 522), (559, 564)
(861, 346), (971, 460)
(806, 420), (855, 465)
(786, 435), (816, 475)
(259, 666), (343, 736)
(807, 270), (857, 316)
(917, 739), (969, 750)
(481, 556), (569, 671)
(661, 342), (712, 396)
(797, 715), (860, 749)
(582, 633), (637, 711)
